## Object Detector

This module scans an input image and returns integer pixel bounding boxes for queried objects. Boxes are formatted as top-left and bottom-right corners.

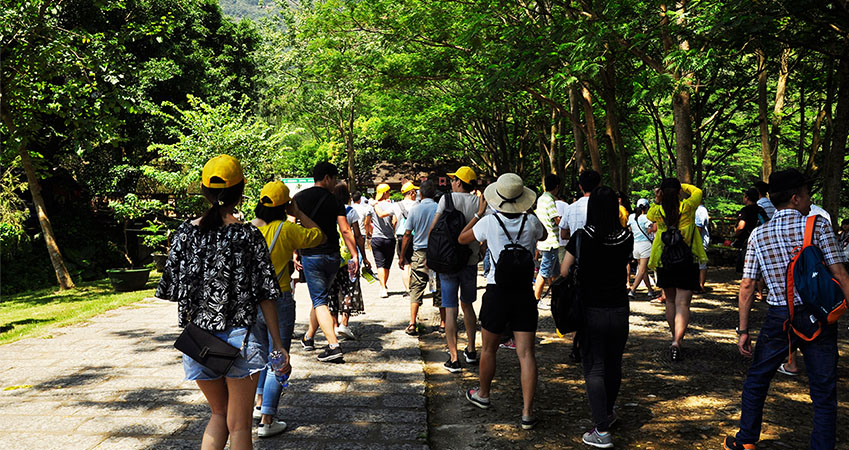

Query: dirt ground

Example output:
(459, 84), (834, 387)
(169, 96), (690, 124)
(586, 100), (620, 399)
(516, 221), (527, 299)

(419, 266), (849, 449)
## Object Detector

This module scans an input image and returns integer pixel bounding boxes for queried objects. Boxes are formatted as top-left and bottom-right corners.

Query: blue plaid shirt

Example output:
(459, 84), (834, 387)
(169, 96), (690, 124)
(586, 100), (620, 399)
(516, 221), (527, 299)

(743, 208), (846, 306)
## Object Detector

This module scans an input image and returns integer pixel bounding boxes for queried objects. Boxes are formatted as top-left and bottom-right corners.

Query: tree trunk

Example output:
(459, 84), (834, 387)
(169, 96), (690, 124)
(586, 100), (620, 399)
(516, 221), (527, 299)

(672, 89), (694, 183)
(549, 107), (560, 176)
(822, 51), (849, 230)
(601, 52), (628, 192)
(568, 86), (587, 172)
(344, 102), (356, 191)
(798, 82), (806, 167)
(756, 48), (772, 181)
(17, 144), (77, 290)
(768, 47), (791, 170)
(580, 85), (602, 173)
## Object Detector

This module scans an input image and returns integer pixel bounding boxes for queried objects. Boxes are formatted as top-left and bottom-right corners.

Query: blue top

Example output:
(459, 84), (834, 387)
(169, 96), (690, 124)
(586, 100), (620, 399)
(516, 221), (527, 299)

(628, 213), (652, 243)
(404, 198), (439, 250)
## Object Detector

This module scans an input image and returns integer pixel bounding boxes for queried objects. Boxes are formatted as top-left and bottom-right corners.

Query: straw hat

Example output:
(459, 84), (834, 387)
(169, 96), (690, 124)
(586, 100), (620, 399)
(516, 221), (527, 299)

(483, 173), (536, 214)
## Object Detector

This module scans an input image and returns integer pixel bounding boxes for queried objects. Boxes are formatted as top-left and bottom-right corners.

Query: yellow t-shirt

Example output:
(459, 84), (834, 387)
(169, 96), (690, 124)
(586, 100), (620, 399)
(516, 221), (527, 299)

(257, 220), (324, 292)
(619, 205), (629, 228)
(646, 183), (708, 269)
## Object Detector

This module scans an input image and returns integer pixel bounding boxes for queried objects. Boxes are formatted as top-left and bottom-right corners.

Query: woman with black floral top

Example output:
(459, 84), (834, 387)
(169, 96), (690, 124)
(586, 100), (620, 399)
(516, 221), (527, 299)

(149, 155), (289, 450)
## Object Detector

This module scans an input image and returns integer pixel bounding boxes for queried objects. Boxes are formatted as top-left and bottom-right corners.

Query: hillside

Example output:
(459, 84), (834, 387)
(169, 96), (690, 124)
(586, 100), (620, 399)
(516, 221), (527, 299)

(218, 0), (276, 21)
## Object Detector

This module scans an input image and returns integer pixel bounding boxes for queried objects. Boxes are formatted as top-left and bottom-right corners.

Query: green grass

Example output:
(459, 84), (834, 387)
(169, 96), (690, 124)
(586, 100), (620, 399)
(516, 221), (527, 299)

(0, 274), (160, 345)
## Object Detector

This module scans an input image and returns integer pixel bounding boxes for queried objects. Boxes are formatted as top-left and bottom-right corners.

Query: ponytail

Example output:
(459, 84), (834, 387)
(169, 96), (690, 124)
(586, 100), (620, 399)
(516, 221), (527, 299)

(199, 180), (245, 232)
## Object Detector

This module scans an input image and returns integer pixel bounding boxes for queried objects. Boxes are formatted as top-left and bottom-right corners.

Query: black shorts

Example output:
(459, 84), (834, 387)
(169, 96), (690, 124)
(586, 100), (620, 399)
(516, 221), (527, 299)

(396, 236), (414, 264)
(656, 262), (700, 291)
(371, 237), (396, 269)
(479, 284), (538, 334)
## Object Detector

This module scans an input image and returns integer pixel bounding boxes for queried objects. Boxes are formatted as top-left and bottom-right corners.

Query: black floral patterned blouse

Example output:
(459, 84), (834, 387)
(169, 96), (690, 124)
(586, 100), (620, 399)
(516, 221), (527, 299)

(156, 221), (281, 331)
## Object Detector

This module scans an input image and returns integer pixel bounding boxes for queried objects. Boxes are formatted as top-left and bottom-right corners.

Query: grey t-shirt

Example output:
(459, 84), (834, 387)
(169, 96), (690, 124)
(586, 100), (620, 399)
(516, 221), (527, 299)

(436, 192), (482, 265)
(370, 201), (396, 240)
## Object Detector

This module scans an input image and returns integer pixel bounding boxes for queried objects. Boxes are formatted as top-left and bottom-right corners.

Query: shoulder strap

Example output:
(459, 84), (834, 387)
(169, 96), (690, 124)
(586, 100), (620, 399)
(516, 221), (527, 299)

(493, 213), (514, 244)
(636, 217), (651, 241)
(308, 190), (330, 219)
(266, 221), (287, 282)
(399, 202), (409, 219)
(444, 192), (456, 212)
(575, 229), (582, 264)
(804, 215), (818, 247)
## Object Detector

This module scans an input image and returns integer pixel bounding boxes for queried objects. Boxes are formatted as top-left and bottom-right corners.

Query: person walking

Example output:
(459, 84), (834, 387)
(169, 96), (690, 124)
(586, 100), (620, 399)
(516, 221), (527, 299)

(628, 198), (658, 299)
(295, 161), (359, 363)
(560, 186), (633, 448)
(249, 181), (325, 437)
(151, 155), (290, 450)
(646, 178), (707, 362)
(399, 180), (444, 335)
(753, 181), (776, 219)
(733, 188), (769, 274)
(366, 183), (397, 298)
(724, 169), (849, 450)
(534, 174), (562, 309)
(430, 166), (482, 372)
(458, 173), (545, 430)
(395, 181), (419, 294)
(695, 200), (710, 293)
(328, 182), (369, 340)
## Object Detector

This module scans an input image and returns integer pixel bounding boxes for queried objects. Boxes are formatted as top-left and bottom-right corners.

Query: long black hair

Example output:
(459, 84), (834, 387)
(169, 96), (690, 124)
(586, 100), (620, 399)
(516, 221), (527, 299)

(199, 179), (245, 232)
(586, 186), (623, 237)
(659, 178), (682, 228)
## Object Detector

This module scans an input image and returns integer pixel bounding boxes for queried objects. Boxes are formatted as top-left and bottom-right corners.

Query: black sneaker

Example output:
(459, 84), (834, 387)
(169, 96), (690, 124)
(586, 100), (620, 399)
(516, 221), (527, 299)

(444, 358), (461, 373)
(521, 416), (539, 430)
(463, 347), (478, 364)
(301, 336), (315, 351)
(670, 345), (682, 362)
(317, 346), (343, 362)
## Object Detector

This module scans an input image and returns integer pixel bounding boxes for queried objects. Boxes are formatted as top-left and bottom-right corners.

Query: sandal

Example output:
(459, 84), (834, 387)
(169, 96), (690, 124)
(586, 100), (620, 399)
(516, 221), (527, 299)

(405, 323), (418, 336)
(777, 363), (799, 376)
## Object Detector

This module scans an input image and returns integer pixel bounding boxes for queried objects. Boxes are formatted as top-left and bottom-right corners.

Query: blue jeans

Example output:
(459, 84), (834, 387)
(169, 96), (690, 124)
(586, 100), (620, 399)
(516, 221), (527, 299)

(301, 254), (340, 308)
(736, 306), (838, 449)
(538, 249), (560, 279)
(439, 265), (477, 308)
(482, 249), (491, 278)
(254, 292), (296, 415)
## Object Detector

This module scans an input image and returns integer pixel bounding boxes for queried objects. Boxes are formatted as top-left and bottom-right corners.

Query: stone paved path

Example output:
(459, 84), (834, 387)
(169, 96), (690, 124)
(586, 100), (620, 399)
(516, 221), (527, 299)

(0, 265), (435, 449)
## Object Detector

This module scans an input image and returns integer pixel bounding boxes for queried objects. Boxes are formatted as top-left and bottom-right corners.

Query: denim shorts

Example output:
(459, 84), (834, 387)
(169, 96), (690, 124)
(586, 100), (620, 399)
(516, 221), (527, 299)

(182, 326), (266, 381)
(439, 265), (478, 308)
(538, 249), (560, 279)
(302, 253), (341, 308)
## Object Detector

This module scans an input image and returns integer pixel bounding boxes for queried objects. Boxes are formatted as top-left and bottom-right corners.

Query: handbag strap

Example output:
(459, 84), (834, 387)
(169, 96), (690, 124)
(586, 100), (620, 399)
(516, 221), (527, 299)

(267, 221), (287, 282)
(636, 217), (651, 241)
(183, 310), (252, 354)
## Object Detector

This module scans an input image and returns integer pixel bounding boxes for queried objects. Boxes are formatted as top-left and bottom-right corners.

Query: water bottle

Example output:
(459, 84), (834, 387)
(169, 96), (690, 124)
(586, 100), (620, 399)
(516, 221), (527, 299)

(347, 259), (357, 282)
(269, 350), (290, 387)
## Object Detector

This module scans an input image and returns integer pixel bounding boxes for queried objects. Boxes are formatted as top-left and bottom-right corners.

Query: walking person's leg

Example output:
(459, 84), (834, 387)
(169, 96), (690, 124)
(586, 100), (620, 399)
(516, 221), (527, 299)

(672, 288), (692, 348)
(302, 255), (342, 356)
(799, 323), (838, 450)
(440, 272), (461, 369)
(259, 294), (295, 432)
(459, 266), (478, 356)
(580, 308), (612, 432)
(196, 379), (229, 450)
(225, 375), (261, 450)
(603, 307), (629, 418)
(408, 251), (428, 333)
(513, 330), (538, 419)
(477, 328), (500, 398)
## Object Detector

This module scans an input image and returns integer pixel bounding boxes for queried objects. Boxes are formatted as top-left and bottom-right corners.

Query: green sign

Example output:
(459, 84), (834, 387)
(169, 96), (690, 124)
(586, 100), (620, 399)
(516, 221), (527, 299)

(281, 178), (314, 184)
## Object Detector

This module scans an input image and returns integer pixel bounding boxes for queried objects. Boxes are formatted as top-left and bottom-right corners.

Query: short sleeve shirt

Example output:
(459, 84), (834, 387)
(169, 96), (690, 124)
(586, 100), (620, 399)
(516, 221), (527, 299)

(394, 199), (418, 235)
(558, 196), (588, 235)
(565, 227), (633, 307)
(757, 197), (776, 220)
(156, 221), (281, 330)
(473, 213), (545, 285)
(628, 213), (653, 243)
(293, 186), (345, 256)
(743, 209), (847, 306)
(405, 198), (439, 250)
(555, 200), (569, 246)
(535, 192), (560, 251)
(370, 201), (396, 239)
(258, 220), (324, 291)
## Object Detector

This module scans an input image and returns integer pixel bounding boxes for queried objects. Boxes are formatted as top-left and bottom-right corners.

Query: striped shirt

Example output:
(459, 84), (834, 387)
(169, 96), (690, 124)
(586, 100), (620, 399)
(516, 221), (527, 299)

(743, 208), (846, 306)
(535, 192), (560, 251)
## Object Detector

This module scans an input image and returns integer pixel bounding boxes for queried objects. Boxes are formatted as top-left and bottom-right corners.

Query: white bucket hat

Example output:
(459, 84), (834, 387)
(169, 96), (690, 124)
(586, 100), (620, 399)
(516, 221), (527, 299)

(483, 173), (537, 214)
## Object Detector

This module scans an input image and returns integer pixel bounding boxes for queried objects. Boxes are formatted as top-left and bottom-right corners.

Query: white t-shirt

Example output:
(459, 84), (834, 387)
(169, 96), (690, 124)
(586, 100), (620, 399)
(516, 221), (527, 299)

(558, 196), (589, 236)
(473, 213), (545, 285)
(437, 192), (482, 265)
(628, 213), (653, 243)
(809, 204), (832, 230)
(394, 198), (418, 235)
(351, 202), (372, 237)
(346, 206), (360, 227)
(555, 200), (569, 246)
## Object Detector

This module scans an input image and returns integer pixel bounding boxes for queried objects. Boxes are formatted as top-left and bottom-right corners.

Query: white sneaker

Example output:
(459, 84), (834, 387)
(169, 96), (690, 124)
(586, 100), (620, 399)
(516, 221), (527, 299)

(257, 419), (287, 438)
(252, 406), (262, 420)
(379, 288), (389, 298)
(336, 325), (356, 340)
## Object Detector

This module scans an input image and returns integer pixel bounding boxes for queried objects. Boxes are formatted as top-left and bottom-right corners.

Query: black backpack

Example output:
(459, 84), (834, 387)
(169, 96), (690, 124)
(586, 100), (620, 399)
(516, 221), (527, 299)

(660, 225), (692, 266)
(426, 193), (473, 274)
(493, 213), (534, 286)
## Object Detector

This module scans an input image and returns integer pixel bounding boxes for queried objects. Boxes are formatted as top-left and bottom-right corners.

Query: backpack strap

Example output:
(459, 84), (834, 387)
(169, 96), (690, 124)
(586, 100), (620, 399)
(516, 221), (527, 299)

(804, 215), (817, 247)
(308, 190), (330, 219)
(267, 221), (287, 282)
(443, 192), (456, 212)
(493, 213), (527, 245)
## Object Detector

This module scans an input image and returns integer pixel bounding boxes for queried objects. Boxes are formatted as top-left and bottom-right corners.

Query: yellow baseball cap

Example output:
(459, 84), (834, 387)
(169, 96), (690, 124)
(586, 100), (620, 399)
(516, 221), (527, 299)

(376, 183), (391, 197)
(401, 181), (419, 194)
(202, 155), (245, 188)
(447, 166), (477, 184)
(259, 181), (291, 207)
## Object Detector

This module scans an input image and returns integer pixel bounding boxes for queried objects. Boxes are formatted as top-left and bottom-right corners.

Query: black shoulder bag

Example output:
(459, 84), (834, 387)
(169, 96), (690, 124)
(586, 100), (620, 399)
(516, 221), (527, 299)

(551, 230), (583, 334)
(174, 312), (251, 377)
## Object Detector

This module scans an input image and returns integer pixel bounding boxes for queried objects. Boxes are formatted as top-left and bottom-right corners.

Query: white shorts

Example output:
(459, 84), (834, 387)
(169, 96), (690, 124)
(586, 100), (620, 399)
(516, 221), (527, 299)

(632, 240), (652, 260)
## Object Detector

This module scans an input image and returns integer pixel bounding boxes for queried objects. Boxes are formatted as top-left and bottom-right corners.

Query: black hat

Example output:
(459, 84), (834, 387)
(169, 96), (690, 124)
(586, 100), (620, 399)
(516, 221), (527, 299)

(768, 169), (809, 194)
